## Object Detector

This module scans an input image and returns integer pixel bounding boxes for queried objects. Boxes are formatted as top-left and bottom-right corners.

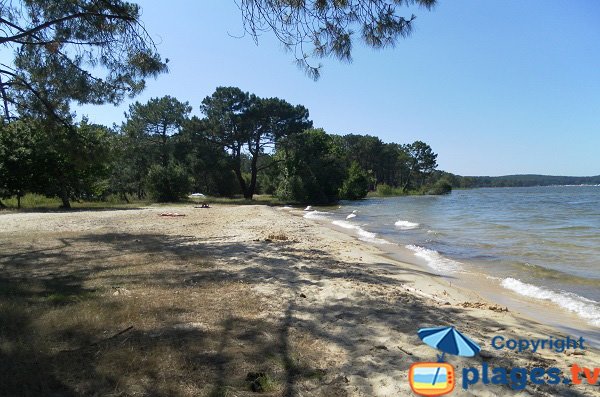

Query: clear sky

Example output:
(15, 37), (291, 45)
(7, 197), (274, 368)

(76, 0), (600, 177)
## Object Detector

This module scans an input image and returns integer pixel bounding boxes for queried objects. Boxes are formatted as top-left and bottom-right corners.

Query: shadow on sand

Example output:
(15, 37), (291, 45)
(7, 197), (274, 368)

(0, 231), (593, 396)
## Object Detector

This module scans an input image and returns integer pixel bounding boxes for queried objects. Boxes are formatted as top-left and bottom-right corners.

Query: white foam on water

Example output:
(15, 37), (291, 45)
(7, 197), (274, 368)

(501, 278), (600, 327)
(406, 245), (463, 273)
(395, 220), (419, 230)
(331, 220), (390, 245)
(303, 210), (330, 220)
(331, 220), (356, 229)
(357, 228), (377, 240)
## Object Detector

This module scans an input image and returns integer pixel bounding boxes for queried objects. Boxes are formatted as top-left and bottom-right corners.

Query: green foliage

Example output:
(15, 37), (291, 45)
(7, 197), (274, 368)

(372, 183), (404, 196)
(0, 0), (167, 121)
(146, 163), (192, 202)
(0, 120), (37, 207)
(275, 128), (346, 204)
(238, 0), (436, 79)
(406, 140), (438, 187)
(0, 118), (113, 208)
(201, 87), (312, 199)
(425, 179), (452, 195)
(339, 162), (370, 200)
(1, 87), (450, 208)
(175, 116), (241, 197)
(450, 174), (600, 188)
(0, 193), (59, 209)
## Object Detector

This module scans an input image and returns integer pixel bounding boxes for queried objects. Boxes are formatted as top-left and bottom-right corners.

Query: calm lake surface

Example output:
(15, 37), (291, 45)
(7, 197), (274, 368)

(306, 186), (600, 329)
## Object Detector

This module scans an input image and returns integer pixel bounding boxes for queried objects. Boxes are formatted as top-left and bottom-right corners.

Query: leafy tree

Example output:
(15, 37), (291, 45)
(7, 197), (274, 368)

(41, 119), (114, 207)
(342, 134), (384, 186)
(201, 87), (312, 199)
(339, 162), (370, 200)
(0, 119), (38, 207)
(146, 162), (192, 202)
(175, 116), (240, 196)
(426, 178), (452, 195)
(0, 0), (167, 122)
(406, 140), (438, 186)
(238, 0), (436, 78)
(275, 128), (346, 203)
(110, 126), (153, 199)
(0, 118), (113, 208)
(123, 96), (191, 166)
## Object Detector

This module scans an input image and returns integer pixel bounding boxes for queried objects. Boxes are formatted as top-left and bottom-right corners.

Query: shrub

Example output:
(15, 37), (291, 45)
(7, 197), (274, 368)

(146, 163), (192, 202)
(426, 179), (452, 195)
(339, 162), (369, 200)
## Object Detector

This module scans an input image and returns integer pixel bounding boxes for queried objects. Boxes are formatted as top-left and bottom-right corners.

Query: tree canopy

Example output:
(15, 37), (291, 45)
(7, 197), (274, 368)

(238, 0), (436, 79)
(201, 87), (312, 199)
(0, 0), (167, 122)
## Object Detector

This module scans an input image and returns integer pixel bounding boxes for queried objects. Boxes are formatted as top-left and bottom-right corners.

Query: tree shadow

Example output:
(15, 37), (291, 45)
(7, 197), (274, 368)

(0, 231), (596, 396)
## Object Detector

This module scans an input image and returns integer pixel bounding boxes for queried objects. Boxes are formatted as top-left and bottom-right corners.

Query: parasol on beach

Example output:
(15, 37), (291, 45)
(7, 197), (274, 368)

(418, 326), (481, 385)
(418, 326), (481, 358)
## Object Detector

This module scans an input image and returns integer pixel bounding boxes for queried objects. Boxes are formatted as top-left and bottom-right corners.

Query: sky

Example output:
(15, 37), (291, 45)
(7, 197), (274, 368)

(74, 0), (600, 177)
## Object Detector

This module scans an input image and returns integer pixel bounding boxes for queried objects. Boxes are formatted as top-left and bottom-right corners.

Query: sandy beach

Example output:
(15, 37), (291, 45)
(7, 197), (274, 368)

(1, 204), (598, 396)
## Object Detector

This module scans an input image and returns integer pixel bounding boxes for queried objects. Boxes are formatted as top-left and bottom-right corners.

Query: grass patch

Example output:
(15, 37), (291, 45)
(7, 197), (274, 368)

(0, 230), (297, 396)
(1, 193), (61, 208)
(45, 291), (96, 305)
(368, 184), (406, 197)
(0, 193), (148, 211)
(0, 193), (295, 211)
(198, 194), (285, 206)
(267, 232), (288, 241)
(246, 372), (280, 393)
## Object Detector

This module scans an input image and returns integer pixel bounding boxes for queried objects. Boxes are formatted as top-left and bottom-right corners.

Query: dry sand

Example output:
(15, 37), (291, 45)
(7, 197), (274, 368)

(0, 204), (598, 396)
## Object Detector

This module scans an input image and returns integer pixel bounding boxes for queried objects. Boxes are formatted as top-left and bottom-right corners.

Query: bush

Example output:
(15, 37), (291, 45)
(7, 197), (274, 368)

(426, 179), (452, 195)
(339, 162), (369, 200)
(146, 163), (192, 202)
(370, 183), (405, 196)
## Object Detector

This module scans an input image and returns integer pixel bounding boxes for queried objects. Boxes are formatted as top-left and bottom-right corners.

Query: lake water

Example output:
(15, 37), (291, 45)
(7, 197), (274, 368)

(304, 186), (600, 336)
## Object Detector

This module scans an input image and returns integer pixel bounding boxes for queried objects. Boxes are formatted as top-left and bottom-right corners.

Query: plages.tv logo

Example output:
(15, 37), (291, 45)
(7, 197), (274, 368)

(409, 326), (481, 396)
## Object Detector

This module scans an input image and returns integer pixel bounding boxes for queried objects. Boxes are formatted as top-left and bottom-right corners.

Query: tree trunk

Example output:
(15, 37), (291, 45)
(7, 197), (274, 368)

(59, 186), (71, 209)
(232, 153), (249, 198)
(17, 193), (21, 209)
(246, 153), (259, 200)
(235, 167), (250, 199)
(161, 126), (168, 167)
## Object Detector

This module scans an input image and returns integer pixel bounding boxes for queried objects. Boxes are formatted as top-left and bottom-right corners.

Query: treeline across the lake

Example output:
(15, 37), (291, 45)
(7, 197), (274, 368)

(445, 174), (600, 189)
(0, 87), (452, 208)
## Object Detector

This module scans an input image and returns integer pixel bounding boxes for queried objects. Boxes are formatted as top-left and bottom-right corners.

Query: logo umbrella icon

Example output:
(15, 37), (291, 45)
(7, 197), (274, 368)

(417, 326), (481, 386)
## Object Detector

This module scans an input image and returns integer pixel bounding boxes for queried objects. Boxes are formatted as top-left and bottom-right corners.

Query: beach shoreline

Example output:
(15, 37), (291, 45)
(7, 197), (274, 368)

(1, 204), (598, 396)
(297, 203), (600, 350)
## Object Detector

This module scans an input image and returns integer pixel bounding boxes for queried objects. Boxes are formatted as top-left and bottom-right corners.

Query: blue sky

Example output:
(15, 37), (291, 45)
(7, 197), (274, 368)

(75, 0), (600, 177)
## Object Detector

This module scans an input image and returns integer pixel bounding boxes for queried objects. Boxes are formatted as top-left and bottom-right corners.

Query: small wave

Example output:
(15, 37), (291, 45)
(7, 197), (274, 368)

(332, 220), (356, 229)
(303, 210), (330, 220)
(332, 220), (390, 245)
(501, 278), (600, 327)
(395, 220), (420, 230)
(406, 245), (462, 273)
